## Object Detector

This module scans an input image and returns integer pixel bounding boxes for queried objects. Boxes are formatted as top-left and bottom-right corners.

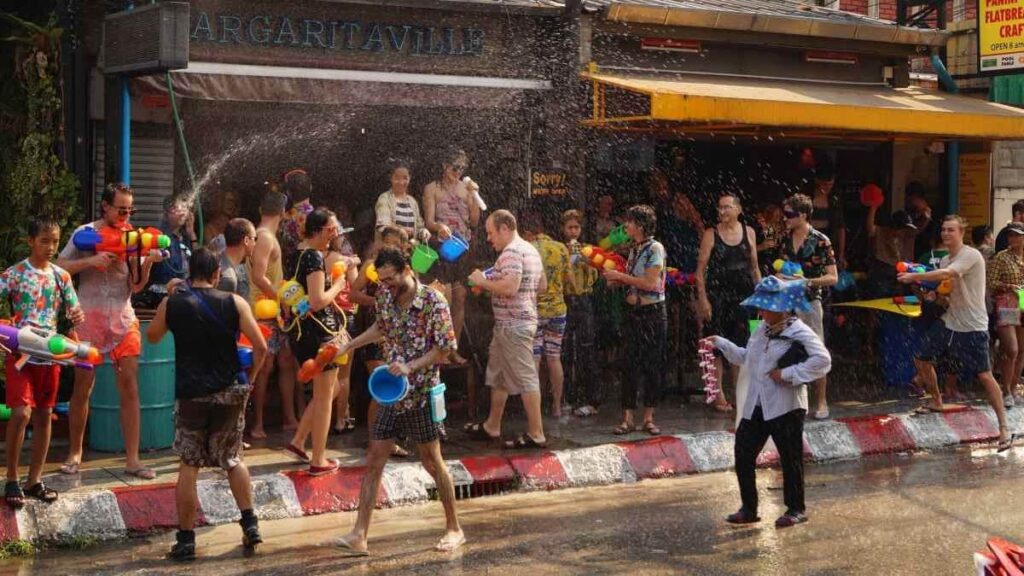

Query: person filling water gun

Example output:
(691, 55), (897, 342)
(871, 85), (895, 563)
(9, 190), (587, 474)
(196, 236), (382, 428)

(598, 224), (630, 250)
(579, 245), (626, 273)
(0, 321), (102, 371)
(72, 225), (171, 262)
(773, 259), (804, 278)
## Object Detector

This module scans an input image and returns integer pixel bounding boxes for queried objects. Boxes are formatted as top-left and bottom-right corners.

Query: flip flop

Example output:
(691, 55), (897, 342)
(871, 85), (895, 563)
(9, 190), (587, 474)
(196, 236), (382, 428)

(612, 422), (636, 435)
(911, 405), (942, 416)
(641, 422), (661, 436)
(59, 461), (79, 475)
(125, 467), (157, 480)
(504, 434), (546, 450)
(335, 536), (369, 557)
(463, 422), (499, 442)
(23, 482), (58, 504)
(284, 443), (311, 463)
(997, 433), (1018, 453)
(5, 481), (24, 510)
(435, 532), (466, 552)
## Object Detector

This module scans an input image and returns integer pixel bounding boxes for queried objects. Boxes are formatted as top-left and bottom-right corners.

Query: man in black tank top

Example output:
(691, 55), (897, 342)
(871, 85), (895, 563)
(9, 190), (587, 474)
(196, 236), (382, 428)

(146, 248), (269, 561)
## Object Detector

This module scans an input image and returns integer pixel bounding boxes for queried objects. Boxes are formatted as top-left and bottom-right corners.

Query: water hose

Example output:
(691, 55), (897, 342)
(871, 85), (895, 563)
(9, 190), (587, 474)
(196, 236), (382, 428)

(165, 71), (204, 246)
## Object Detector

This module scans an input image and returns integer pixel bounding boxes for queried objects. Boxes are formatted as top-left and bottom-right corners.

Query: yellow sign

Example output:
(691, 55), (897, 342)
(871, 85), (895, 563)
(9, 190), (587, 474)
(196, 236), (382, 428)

(979, 0), (1024, 74)
(530, 168), (569, 197)
(959, 153), (991, 227)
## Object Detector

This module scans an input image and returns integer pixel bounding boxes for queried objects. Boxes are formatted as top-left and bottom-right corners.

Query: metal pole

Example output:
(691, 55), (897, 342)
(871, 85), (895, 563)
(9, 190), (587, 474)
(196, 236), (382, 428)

(120, 77), (130, 185)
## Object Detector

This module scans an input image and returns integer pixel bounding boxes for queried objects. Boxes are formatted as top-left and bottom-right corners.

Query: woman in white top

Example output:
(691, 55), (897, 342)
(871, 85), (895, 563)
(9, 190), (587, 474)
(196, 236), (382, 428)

(374, 160), (429, 245)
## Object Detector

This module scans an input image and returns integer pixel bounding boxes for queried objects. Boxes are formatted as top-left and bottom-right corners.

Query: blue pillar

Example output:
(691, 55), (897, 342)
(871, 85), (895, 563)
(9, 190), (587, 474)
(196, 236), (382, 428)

(120, 77), (130, 185)
(931, 54), (959, 214)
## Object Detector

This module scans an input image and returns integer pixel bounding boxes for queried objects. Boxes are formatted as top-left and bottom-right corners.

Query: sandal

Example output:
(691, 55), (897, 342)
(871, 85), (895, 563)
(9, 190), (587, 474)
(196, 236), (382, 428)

(125, 467), (157, 481)
(391, 444), (410, 458)
(284, 443), (311, 463)
(23, 482), (58, 504)
(911, 405), (942, 416)
(574, 405), (598, 418)
(308, 459), (340, 477)
(504, 434), (547, 450)
(997, 430), (1017, 453)
(641, 422), (661, 436)
(612, 422), (636, 435)
(4, 481), (24, 510)
(59, 461), (80, 475)
(463, 422), (499, 442)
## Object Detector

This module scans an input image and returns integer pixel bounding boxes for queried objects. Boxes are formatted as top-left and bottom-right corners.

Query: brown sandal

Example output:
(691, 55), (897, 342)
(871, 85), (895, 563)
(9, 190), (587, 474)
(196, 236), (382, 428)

(642, 422), (661, 436)
(612, 422), (636, 435)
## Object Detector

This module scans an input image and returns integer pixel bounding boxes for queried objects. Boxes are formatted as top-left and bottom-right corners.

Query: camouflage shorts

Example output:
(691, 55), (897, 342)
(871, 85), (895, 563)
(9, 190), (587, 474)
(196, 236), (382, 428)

(174, 384), (249, 470)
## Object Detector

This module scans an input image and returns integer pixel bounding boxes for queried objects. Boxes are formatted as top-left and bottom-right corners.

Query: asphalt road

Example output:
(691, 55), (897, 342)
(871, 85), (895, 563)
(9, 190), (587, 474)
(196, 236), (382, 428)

(5, 445), (1023, 575)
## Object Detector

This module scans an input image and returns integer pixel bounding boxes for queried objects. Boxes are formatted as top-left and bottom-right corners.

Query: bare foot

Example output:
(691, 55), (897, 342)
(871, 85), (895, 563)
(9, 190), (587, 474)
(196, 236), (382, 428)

(446, 351), (468, 365)
(435, 530), (465, 552)
(249, 427), (268, 440)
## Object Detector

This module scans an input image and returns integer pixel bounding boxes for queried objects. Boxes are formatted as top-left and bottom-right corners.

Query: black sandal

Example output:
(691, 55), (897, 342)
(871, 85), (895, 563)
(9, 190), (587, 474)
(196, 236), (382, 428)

(504, 434), (547, 450)
(463, 422), (499, 442)
(24, 482), (58, 503)
(4, 481), (24, 510)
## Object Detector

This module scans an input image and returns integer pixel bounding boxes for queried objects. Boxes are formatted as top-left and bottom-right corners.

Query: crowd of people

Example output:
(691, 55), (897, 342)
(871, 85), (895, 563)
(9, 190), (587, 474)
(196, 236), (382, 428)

(1, 149), (1020, 557)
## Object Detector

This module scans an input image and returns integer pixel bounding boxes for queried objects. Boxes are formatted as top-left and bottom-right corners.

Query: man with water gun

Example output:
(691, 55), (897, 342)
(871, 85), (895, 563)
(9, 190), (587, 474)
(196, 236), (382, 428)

(56, 183), (165, 481)
(146, 248), (269, 560)
(897, 215), (1014, 452)
(1, 218), (89, 509)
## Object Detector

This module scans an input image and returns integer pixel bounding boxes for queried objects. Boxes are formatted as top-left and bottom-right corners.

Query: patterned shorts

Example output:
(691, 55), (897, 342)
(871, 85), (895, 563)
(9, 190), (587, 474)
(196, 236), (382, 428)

(266, 324), (289, 355)
(533, 315), (567, 358)
(372, 401), (443, 445)
(174, 384), (249, 470)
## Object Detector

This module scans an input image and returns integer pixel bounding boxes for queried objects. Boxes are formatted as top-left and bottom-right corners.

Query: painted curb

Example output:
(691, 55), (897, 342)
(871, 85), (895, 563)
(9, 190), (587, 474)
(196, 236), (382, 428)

(2, 406), (1019, 544)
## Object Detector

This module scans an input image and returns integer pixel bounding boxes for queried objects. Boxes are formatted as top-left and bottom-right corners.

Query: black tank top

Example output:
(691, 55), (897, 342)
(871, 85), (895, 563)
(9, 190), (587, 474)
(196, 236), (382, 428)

(707, 226), (755, 298)
(167, 287), (241, 399)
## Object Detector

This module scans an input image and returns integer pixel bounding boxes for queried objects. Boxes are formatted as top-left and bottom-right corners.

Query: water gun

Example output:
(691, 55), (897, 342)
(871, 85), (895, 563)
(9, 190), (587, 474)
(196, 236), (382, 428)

(773, 259), (804, 277)
(598, 224), (630, 250)
(892, 295), (920, 305)
(0, 321), (102, 371)
(468, 267), (494, 296)
(297, 341), (349, 383)
(895, 262), (952, 294)
(277, 279), (311, 318)
(73, 225), (171, 261)
(580, 245), (626, 273)
(666, 267), (696, 287)
(331, 261), (347, 281)
(364, 263), (379, 284)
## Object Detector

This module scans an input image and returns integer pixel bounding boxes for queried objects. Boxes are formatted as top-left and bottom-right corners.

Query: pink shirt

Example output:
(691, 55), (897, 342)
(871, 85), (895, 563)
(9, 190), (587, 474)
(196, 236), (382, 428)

(434, 184), (472, 241)
(491, 236), (544, 328)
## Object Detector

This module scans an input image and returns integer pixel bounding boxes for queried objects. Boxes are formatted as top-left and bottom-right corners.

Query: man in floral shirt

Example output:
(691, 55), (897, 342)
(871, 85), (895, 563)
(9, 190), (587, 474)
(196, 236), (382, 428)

(334, 246), (464, 555)
(775, 193), (838, 420)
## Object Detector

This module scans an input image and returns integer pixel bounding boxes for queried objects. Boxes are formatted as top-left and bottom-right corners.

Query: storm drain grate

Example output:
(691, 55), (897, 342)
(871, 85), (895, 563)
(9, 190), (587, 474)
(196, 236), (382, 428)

(427, 478), (518, 501)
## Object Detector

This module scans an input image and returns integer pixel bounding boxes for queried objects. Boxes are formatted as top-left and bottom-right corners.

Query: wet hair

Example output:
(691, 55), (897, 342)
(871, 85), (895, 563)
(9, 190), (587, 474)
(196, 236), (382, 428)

(943, 214), (968, 230)
(379, 225), (409, 244)
(389, 158), (412, 176)
(561, 209), (583, 226)
(490, 209), (517, 232)
(224, 218), (255, 248)
(189, 247), (220, 282)
(785, 193), (814, 217)
(304, 207), (335, 238)
(28, 218), (59, 238)
(282, 169), (311, 207)
(625, 204), (657, 236)
(260, 190), (288, 216)
(1013, 200), (1024, 217)
(102, 183), (133, 205)
(374, 245), (410, 272)
(443, 148), (468, 166)
(972, 225), (992, 245)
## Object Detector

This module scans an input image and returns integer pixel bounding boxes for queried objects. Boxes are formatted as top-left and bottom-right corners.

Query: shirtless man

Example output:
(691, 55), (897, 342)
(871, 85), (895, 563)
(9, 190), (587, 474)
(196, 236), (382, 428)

(423, 148), (481, 364)
(247, 190), (298, 438)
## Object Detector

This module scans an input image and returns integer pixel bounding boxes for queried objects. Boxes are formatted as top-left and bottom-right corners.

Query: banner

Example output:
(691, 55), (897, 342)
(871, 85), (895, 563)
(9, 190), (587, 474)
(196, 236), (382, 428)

(959, 153), (992, 228)
(979, 0), (1024, 75)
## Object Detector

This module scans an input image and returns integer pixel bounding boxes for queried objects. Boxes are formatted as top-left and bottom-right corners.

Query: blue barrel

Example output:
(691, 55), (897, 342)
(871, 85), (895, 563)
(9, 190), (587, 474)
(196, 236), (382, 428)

(88, 321), (175, 452)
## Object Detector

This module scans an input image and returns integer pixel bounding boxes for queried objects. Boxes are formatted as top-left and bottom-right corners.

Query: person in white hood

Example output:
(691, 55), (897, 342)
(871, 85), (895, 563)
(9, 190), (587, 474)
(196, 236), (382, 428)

(705, 276), (831, 529)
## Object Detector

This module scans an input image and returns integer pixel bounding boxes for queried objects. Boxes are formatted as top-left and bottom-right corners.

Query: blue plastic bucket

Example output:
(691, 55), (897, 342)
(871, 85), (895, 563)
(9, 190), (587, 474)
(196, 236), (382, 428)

(368, 365), (410, 405)
(438, 233), (469, 263)
(88, 320), (175, 452)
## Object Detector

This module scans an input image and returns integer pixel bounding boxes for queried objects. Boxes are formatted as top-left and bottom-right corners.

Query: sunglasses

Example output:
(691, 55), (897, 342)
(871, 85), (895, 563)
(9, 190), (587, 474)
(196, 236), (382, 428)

(450, 164), (468, 172)
(113, 206), (137, 216)
(783, 209), (801, 219)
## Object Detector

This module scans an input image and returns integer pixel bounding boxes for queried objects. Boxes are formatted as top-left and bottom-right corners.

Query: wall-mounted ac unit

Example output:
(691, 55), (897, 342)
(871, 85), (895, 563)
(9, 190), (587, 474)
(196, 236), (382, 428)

(103, 2), (189, 75)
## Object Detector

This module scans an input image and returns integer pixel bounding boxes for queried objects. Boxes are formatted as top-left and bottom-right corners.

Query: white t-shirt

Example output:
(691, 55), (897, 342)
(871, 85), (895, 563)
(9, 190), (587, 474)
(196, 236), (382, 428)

(941, 246), (989, 333)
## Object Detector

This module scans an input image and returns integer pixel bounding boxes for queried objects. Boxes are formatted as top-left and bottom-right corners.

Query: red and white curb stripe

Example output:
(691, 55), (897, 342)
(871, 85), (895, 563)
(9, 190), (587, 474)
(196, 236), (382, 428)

(1, 406), (1020, 544)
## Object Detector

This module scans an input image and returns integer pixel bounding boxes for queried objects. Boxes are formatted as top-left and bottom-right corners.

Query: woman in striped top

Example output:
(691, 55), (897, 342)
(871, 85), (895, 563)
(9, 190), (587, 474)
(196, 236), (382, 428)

(374, 160), (428, 245)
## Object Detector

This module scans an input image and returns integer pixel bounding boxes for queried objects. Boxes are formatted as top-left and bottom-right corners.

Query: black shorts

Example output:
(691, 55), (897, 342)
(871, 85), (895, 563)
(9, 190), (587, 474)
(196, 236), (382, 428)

(372, 401), (443, 445)
(703, 294), (752, 347)
(290, 327), (340, 367)
(916, 321), (991, 376)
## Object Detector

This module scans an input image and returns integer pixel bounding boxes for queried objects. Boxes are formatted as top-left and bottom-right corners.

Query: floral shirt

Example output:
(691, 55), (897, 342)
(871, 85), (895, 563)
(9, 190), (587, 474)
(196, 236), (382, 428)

(987, 249), (1024, 296)
(532, 233), (570, 318)
(565, 240), (597, 297)
(0, 259), (79, 331)
(375, 282), (456, 411)
(492, 236), (545, 328)
(776, 227), (836, 301)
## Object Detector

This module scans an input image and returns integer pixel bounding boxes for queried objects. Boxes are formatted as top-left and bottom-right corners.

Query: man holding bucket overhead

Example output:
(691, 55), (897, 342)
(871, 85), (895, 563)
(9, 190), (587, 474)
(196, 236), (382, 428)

(333, 245), (464, 555)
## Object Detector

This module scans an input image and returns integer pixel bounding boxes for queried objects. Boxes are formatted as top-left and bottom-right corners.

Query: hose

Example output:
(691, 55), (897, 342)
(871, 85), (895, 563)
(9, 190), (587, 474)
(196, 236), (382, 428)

(165, 71), (204, 246)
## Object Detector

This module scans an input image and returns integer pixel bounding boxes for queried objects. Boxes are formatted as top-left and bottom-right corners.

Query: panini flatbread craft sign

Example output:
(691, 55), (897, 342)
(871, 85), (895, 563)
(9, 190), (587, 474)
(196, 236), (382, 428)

(979, 0), (1024, 75)
(530, 168), (569, 197)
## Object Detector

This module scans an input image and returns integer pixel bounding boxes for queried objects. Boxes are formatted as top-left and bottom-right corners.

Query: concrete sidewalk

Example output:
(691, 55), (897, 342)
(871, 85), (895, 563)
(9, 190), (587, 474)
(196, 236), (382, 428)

(1, 395), (1022, 545)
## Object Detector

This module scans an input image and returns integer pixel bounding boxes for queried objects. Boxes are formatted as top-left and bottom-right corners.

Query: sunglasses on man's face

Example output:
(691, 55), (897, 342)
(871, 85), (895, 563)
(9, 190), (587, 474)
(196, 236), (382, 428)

(113, 206), (136, 216)
(783, 209), (801, 219)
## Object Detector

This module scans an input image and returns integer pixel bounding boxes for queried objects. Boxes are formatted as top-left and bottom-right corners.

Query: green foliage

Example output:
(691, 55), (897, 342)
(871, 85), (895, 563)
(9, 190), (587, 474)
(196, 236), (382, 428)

(0, 539), (37, 560)
(0, 10), (80, 273)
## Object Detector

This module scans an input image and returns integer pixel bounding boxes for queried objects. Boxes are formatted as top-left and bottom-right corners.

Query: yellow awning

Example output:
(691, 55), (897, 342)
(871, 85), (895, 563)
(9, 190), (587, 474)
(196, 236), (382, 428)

(583, 71), (1024, 141)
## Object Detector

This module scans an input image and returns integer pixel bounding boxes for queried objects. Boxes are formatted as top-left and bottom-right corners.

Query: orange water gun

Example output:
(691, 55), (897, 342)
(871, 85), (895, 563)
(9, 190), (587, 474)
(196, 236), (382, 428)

(297, 341), (349, 383)
(580, 245), (626, 273)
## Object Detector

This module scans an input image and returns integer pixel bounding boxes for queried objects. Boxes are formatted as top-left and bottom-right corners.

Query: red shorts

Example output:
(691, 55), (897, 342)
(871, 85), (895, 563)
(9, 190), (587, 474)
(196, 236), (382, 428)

(4, 356), (60, 409)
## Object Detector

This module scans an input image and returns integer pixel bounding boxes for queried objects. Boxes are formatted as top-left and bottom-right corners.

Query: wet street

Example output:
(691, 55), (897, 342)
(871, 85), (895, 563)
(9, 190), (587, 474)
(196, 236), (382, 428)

(4, 446), (1023, 575)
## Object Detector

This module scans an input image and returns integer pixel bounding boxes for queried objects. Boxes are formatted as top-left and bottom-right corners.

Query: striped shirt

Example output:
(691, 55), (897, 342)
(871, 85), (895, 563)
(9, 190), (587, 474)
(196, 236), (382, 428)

(394, 197), (417, 230)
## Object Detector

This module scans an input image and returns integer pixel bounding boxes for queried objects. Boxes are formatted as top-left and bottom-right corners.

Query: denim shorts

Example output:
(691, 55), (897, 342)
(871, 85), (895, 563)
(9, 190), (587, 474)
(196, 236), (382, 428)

(916, 321), (991, 376)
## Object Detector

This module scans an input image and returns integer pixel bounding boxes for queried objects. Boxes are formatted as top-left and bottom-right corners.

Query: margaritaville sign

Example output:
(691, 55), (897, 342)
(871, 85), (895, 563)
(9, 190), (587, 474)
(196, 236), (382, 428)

(190, 11), (486, 56)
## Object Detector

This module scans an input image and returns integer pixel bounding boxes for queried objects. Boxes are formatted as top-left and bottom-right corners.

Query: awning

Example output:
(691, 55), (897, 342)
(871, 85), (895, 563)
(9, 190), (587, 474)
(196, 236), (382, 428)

(134, 62), (551, 109)
(583, 71), (1024, 141)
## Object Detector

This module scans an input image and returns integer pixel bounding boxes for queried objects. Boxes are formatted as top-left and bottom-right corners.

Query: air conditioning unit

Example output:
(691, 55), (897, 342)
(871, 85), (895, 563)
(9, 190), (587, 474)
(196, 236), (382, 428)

(103, 2), (189, 76)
